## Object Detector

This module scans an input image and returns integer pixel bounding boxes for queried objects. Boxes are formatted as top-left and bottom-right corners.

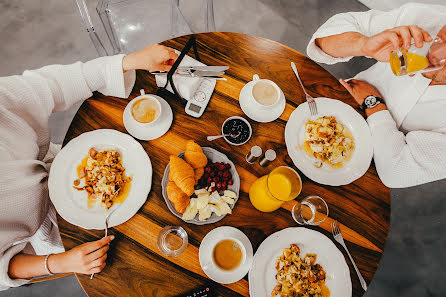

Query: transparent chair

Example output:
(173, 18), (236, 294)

(75, 0), (215, 56)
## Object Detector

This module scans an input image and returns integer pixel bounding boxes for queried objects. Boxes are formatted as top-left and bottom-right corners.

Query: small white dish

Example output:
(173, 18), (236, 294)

(221, 116), (252, 146)
(239, 74), (286, 123)
(123, 89), (173, 141)
(199, 226), (253, 284)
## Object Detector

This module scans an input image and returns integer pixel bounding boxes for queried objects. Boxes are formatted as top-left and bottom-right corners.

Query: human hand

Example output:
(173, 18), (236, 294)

(360, 25), (432, 62)
(122, 44), (178, 72)
(339, 79), (387, 117)
(48, 235), (114, 275)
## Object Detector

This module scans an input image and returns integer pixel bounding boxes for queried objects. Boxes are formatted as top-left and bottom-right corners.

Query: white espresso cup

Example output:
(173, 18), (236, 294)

(128, 89), (162, 127)
(211, 237), (246, 273)
(250, 74), (282, 109)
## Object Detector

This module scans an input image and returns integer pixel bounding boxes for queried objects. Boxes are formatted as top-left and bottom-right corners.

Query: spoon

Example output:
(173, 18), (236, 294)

(207, 132), (240, 141)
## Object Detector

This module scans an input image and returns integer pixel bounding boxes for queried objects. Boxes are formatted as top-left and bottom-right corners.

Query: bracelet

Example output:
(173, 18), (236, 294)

(44, 254), (55, 276)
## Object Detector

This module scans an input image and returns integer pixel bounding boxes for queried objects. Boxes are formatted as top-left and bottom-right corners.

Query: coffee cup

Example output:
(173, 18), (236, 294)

(211, 237), (246, 272)
(250, 74), (282, 109)
(128, 89), (162, 127)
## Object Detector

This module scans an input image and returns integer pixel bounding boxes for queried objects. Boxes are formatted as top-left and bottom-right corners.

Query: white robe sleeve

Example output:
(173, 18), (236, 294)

(306, 6), (402, 64)
(367, 110), (446, 188)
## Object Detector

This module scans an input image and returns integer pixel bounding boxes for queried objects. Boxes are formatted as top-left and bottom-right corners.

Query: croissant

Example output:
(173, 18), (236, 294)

(166, 181), (190, 214)
(184, 140), (208, 169)
(194, 167), (204, 183)
(169, 155), (195, 196)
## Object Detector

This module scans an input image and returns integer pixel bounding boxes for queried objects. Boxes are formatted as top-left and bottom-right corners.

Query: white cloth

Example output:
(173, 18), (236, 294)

(307, 3), (446, 188)
(0, 54), (135, 290)
(155, 52), (209, 101)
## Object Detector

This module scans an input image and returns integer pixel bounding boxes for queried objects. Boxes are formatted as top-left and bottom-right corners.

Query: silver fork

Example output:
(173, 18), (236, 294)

(332, 220), (368, 291)
(291, 62), (318, 116)
(90, 205), (120, 279)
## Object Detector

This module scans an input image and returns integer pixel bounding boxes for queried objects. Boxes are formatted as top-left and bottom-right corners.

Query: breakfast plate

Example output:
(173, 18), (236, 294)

(239, 82), (286, 123)
(123, 94), (173, 141)
(199, 226), (253, 284)
(285, 97), (373, 186)
(249, 227), (352, 297)
(161, 147), (240, 225)
(48, 129), (152, 229)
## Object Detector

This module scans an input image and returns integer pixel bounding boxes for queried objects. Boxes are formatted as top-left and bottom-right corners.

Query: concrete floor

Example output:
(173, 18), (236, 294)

(1, 0), (445, 296)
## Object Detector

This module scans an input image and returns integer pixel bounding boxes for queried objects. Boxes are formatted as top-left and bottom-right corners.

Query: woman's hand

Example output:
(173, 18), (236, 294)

(360, 25), (432, 62)
(339, 78), (387, 117)
(48, 235), (114, 275)
(122, 44), (178, 72)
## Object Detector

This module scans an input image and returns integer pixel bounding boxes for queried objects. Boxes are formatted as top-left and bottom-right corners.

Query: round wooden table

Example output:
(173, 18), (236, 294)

(59, 32), (390, 297)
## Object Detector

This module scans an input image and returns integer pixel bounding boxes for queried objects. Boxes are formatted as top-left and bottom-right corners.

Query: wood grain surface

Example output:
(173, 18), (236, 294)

(59, 32), (390, 297)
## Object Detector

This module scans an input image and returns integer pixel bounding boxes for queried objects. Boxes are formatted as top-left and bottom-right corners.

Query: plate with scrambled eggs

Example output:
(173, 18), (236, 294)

(249, 228), (351, 297)
(285, 98), (373, 186)
(49, 129), (152, 229)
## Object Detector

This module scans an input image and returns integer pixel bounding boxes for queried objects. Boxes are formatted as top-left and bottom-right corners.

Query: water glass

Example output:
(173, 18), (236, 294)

(292, 196), (328, 226)
(157, 226), (188, 257)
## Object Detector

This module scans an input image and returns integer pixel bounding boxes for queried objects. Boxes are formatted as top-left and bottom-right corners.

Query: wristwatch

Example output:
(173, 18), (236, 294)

(361, 95), (385, 110)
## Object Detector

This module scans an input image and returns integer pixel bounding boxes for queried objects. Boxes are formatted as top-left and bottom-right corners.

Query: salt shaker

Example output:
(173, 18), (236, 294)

(259, 149), (276, 167)
(246, 146), (262, 163)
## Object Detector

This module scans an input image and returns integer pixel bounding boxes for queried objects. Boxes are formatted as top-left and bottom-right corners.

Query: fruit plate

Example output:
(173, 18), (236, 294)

(161, 147), (240, 225)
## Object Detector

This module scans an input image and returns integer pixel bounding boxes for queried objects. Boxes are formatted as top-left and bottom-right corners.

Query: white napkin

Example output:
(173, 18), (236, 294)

(155, 51), (210, 101)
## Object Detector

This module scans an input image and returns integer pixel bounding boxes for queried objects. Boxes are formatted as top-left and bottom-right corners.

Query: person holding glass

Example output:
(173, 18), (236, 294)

(307, 3), (446, 188)
(0, 44), (177, 290)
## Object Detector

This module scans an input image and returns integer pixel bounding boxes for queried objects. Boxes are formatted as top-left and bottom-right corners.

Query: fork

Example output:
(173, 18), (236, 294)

(90, 205), (120, 279)
(331, 220), (367, 291)
(291, 62), (318, 116)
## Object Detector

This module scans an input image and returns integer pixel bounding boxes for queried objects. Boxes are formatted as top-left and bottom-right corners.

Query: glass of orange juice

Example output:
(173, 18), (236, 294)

(249, 166), (302, 212)
(390, 36), (446, 76)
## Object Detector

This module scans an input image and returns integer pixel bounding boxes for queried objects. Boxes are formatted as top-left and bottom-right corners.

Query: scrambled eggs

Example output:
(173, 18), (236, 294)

(302, 116), (354, 168)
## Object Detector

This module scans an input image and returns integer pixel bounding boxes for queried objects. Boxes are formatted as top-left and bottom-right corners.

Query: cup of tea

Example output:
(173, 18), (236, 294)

(212, 238), (246, 272)
(128, 89), (162, 126)
(250, 74), (282, 109)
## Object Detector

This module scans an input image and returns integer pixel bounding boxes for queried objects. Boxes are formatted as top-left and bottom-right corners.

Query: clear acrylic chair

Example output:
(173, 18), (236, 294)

(91, 0), (216, 55)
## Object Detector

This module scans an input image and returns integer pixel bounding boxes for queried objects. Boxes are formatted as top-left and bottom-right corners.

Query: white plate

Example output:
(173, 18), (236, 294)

(239, 83), (286, 123)
(48, 129), (152, 229)
(161, 147), (240, 225)
(199, 226), (253, 284)
(249, 227), (352, 297)
(123, 95), (173, 141)
(285, 98), (373, 186)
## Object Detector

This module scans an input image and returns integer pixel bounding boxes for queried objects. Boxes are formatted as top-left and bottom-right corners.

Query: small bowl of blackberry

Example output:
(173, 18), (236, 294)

(221, 116), (252, 146)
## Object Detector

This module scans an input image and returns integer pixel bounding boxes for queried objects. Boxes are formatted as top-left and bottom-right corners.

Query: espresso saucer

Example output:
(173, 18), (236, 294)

(239, 83), (286, 123)
(123, 95), (173, 141)
(199, 226), (253, 284)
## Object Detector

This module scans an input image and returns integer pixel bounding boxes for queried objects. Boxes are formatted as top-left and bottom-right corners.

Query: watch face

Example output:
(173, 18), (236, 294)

(364, 96), (378, 108)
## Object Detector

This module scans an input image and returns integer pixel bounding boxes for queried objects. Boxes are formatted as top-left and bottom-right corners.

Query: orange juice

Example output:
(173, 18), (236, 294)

(390, 49), (429, 76)
(249, 166), (302, 212)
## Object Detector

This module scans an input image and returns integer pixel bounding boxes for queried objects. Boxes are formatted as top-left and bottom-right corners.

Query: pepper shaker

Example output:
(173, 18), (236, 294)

(259, 149), (276, 167)
(246, 146), (262, 164)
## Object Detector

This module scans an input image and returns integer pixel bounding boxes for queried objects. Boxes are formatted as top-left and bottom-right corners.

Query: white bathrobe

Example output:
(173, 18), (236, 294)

(0, 55), (135, 290)
(307, 3), (446, 188)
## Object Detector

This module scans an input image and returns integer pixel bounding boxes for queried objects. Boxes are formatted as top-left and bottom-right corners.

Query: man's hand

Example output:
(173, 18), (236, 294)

(339, 79), (387, 117)
(122, 44), (178, 72)
(360, 25), (432, 62)
(48, 235), (114, 275)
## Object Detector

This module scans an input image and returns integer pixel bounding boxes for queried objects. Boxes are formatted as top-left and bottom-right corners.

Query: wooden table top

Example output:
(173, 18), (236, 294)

(59, 32), (390, 297)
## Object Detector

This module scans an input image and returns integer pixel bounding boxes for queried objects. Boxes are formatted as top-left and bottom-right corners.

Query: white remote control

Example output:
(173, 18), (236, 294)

(185, 78), (216, 118)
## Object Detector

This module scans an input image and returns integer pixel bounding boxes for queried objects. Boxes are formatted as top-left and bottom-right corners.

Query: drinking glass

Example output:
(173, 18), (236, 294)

(157, 226), (188, 257)
(249, 166), (302, 212)
(390, 36), (446, 76)
(292, 196), (328, 225)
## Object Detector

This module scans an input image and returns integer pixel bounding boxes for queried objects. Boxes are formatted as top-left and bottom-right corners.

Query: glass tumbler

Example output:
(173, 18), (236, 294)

(157, 226), (188, 257)
(292, 196), (329, 226)
(390, 36), (446, 76)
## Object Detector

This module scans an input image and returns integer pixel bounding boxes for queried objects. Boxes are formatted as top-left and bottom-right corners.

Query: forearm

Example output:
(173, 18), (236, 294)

(8, 253), (67, 279)
(315, 32), (368, 58)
